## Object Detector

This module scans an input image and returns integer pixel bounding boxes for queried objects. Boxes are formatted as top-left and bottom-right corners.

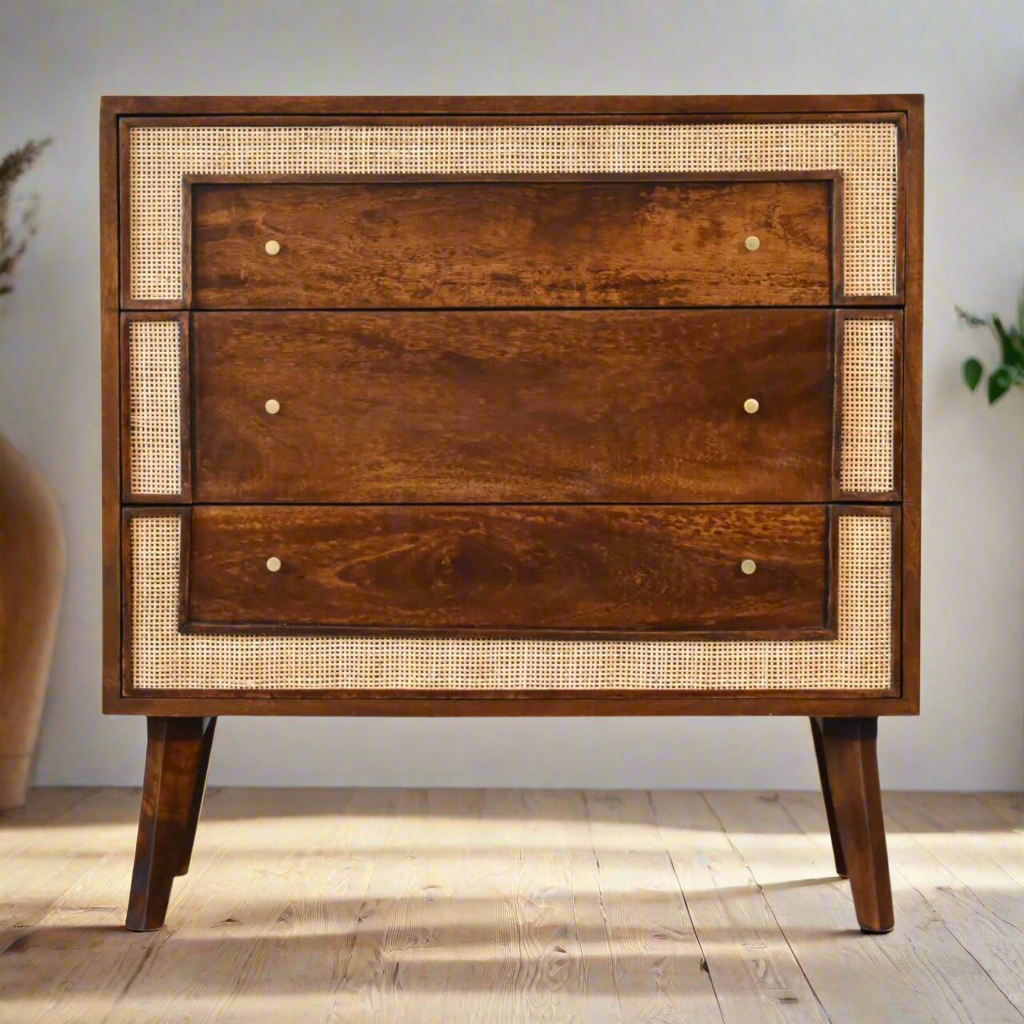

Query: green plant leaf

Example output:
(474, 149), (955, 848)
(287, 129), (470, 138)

(963, 357), (984, 391)
(988, 365), (1014, 404)
(991, 315), (1024, 370)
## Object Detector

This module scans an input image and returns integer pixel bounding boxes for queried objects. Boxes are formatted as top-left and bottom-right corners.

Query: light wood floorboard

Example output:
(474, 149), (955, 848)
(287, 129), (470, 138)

(1, 788), (1022, 1024)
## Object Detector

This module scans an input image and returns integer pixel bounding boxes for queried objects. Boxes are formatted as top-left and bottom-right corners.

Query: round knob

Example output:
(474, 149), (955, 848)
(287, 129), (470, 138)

(744, 235), (761, 251)
(743, 398), (760, 415)
(740, 559), (757, 575)
(266, 556), (282, 573)
(264, 398), (281, 415)
(264, 239), (281, 255)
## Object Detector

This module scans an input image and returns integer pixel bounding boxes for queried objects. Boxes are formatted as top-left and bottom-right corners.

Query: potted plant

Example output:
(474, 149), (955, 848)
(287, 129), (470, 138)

(959, 291), (1024, 403)
(0, 138), (66, 810)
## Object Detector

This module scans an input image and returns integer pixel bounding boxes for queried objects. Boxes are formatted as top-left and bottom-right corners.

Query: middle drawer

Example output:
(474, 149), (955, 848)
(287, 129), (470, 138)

(192, 309), (835, 503)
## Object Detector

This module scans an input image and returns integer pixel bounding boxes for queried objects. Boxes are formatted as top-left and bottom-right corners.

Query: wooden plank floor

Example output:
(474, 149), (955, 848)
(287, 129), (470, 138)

(1, 789), (1022, 1023)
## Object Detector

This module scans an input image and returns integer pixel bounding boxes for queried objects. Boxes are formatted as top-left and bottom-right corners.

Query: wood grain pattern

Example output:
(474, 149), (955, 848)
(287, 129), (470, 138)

(184, 504), (831, 637)
(191, 309), (835, 504)
(781, 790), (1024, 1024)
(809, 716), (848, 877)
(10, 785), (1024, 1023)
(814, 717), (893, 933)
(123, 789), (396, 1022)
(903, 792), (1024, 890)
(650, 791), (829, 1022)
(705, 790), (932, 1020)
(189, 176), (834, 309)
(584, 790), (723, 1022)
(342, 790), (490, 1022)
(0, 788), (142, 957)
(0, 788), (302, 1024)
(126, 716), (216, 931)
(102, 93), (922, 720)
(519, 790), (624, 1021)
(880, 792), (1024, 1019)
(118, 503), (899, 711)
(0, 788), (92, 867)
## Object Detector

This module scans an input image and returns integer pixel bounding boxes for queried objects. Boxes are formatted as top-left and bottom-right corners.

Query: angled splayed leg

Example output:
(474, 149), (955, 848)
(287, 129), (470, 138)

(814, 717), (893, 933)
(126, 716), (217, 931)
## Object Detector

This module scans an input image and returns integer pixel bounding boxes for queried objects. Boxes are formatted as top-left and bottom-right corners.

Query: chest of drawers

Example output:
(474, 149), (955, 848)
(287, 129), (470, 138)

(100, 94), (923, 933)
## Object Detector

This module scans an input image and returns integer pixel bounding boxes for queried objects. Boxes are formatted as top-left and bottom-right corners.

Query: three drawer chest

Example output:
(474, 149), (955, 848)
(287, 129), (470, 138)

(99, 94), (923, 933)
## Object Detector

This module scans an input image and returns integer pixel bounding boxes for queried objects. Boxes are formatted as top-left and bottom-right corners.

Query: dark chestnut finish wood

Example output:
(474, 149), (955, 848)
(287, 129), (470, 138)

(108, 96), (919, 116)
(101, 95), (922, 723)
(183, 504), (833, 638)
(120, 503), (898, 699)
(109, 691), (904, 717)
(100, 99), (123, 729)
(192, 309), (836, 504)
(118, 501), (897, 699)
(809, 716), (847, 877)
(900, 95), (924, 716)
(189, 175), (836, 309)
(814, 717), (894, 933)
(126, 716), (217, 931)
(104, 96), (921, 937)
(115, 106), (908, 310)
(119, 504), (898, 704)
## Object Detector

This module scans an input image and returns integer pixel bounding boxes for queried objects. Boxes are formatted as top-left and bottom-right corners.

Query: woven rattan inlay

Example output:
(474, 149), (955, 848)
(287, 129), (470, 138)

(127, 320), (182, 496)
(841, 318), (896, 492)
(128, 122), (898, 300)
(129, 515), (893, 692)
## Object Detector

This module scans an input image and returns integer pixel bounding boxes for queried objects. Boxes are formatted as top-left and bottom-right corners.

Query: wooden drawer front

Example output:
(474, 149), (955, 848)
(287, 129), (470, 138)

(182, 505), (832, 639)
(192, 310), (834, 503)
(189, 176), (836, 309)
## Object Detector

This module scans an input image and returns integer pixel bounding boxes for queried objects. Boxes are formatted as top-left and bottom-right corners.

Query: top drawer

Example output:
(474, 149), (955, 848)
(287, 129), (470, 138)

(187, 176), (836, 309)
(120, 118), (902, 307)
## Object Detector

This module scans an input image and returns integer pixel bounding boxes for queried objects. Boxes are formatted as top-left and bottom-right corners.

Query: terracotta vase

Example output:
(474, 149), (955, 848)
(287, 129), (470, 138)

(0, 434), (66, 810)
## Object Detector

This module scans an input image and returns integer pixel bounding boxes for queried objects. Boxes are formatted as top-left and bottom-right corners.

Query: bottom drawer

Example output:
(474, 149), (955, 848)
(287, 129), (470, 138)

(123, 505), (897, 693)
(182, 504), (830, 639)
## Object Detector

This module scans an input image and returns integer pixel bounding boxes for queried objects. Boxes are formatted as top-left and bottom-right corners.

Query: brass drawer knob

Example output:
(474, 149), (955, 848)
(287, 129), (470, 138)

(740, 559), (757, 575)
(264, 398), (281, 415)
(743, 398), (760, 415)
(266, 556), (282, 573)
(264, 239), (281, 255)
(744, 235), (761, 251)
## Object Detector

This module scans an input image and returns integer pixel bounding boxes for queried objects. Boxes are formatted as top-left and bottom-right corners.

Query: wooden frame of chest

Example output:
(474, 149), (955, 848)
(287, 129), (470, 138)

(99, 94), (924, 933)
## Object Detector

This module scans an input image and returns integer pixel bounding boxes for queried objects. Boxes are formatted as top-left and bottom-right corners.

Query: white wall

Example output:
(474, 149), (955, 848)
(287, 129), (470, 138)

(0, 0), (1021, 790)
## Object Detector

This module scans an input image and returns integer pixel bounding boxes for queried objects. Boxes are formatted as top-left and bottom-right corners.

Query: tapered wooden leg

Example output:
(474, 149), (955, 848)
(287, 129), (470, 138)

(809, 717), (847, 878)
(814, 717), (894, 933)
(126, 716), (217, 931)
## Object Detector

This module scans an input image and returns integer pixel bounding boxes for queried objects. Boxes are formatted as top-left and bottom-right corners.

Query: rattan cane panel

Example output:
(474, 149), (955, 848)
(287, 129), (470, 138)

(128, 122), (898, 301)
(127, 321), (182, 495)
(129, 515), (892, 692)
(841, 319), (895, 492)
